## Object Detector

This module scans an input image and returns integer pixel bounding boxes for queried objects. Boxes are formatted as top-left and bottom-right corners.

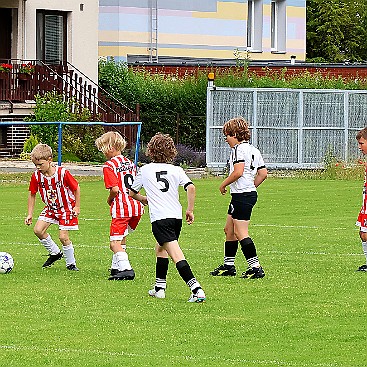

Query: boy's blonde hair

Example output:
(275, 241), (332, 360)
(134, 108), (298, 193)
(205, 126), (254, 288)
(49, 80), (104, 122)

(95, 131), (127, 154)
(356, 127), (367, 140)
(30, 144), (53, 161)
(223, 117), (251, 142)
(146, 133), (177, 163)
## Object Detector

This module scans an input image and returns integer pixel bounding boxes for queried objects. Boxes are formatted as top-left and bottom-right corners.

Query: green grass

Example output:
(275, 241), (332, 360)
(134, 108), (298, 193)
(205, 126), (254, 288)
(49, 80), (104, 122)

(0, 174), (366, 367)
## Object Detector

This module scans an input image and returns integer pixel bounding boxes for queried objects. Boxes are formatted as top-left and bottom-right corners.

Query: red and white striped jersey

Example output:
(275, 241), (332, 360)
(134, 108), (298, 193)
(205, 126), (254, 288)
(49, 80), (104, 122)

(103, 155), (144, 218)
(29, 166), (79, 214)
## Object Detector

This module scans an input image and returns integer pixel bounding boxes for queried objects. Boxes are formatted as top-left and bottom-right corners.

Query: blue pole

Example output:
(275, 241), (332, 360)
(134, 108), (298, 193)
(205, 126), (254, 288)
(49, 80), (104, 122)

(134, 123), (142, 166)
(58, 122), (62, 166)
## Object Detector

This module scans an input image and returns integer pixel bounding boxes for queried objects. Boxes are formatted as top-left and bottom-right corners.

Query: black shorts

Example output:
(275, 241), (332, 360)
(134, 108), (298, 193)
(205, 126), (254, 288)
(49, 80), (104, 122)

(228, 192), (258, 220)
(152, 218), (182, 246)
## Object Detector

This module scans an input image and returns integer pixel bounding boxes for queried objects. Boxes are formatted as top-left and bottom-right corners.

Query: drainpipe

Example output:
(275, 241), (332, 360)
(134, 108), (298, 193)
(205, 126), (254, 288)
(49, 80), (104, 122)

(22, 0), (27, 59)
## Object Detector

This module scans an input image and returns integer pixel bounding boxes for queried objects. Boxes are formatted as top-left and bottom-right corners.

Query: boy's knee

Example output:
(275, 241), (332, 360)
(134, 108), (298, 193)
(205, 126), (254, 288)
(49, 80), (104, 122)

(59, 234), (70, 245)
(360, 231), (367, 242)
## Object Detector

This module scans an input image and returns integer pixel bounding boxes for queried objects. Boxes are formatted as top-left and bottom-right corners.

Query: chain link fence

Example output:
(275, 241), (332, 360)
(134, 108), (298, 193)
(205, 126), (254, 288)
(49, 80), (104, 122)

(206, 87), (367, 170)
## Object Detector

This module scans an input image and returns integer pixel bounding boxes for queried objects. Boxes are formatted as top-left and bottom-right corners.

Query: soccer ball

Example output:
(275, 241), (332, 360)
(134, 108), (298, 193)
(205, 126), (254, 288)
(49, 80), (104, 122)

(0, 252), (14, 274)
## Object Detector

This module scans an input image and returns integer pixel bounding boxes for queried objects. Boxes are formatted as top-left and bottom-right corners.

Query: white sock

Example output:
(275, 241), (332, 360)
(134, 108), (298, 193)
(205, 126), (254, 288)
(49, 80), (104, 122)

(40, 235), (60, 255)
(62, 244), (76, 266)
(111, 253), (118, 270)
(116, 251), (132, 271)
(362, 241), (367, 264)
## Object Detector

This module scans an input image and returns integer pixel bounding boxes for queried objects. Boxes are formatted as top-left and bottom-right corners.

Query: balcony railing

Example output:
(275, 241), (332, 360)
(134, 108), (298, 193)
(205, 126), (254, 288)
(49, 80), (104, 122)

(0, 59), (139, 149)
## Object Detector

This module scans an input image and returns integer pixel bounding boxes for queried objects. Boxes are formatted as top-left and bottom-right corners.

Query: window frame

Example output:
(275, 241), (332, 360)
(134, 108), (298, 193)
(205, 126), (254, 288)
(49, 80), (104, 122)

(36, 10), (67, 65)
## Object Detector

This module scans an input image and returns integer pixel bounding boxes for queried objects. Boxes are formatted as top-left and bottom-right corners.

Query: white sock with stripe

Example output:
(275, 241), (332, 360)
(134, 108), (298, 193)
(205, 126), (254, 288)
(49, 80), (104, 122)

(40, 235), (60, 255)
(62, 243), (76, 266)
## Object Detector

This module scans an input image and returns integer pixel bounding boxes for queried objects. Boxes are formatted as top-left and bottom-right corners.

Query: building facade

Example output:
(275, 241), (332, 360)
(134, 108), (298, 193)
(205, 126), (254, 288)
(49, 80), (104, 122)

(0, 0), (99, 81)
(99, 0), (306, 64)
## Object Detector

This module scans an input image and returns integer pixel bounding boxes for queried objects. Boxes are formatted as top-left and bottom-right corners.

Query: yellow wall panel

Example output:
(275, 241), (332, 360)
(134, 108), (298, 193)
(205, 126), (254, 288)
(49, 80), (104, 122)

(193, 2), (247, 20)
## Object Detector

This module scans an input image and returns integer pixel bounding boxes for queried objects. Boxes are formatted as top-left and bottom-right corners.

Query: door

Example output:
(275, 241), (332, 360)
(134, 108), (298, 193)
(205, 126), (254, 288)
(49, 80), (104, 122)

(0, 8), (12, 61)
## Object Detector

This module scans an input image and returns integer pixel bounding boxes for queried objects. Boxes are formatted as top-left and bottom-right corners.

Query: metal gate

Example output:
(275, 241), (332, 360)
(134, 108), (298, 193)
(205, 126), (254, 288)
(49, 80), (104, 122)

(206, 86), (367, 169)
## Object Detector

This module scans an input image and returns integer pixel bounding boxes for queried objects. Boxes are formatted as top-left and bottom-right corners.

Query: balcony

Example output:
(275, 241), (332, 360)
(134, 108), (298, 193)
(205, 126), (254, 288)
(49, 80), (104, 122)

(0, 60), (139, 157)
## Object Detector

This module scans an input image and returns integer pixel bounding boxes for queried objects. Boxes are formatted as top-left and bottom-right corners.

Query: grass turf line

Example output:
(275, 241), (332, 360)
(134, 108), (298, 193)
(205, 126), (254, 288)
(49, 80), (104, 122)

(0, 176), (366, 367)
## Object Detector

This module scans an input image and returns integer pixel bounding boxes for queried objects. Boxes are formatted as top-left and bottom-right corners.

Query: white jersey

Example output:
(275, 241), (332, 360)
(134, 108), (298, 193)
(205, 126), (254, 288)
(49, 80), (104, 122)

(131, 163), (193, 223)
(228, 141), (266, 193)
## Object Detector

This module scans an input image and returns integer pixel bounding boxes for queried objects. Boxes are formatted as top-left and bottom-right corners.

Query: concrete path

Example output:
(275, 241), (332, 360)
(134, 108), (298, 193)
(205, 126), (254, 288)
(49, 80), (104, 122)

(0, 159), (103, 176)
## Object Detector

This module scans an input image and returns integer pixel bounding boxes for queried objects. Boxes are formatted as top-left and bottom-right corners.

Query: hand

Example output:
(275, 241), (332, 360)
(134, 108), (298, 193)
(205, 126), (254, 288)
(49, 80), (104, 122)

(72, 206), (80, 217)
(219, 184), (227, 195)
(25, 215), (32, 226)
(186, 210), (194, 225)
(141, 196), (148, 206)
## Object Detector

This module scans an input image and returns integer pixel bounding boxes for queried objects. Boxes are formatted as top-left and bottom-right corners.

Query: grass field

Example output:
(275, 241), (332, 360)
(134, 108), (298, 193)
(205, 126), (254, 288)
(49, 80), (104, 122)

(0, 173), (366, 367)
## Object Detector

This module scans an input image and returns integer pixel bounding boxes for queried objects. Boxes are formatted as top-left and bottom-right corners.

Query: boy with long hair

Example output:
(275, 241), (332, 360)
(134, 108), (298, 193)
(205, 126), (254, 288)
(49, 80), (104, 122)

(129, 133), (206, 302)
(210, 117), (268, 279)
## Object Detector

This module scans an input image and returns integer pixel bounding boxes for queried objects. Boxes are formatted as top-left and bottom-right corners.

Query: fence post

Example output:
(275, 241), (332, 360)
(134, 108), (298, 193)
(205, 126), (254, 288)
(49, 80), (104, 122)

(57, 122), (63, 166)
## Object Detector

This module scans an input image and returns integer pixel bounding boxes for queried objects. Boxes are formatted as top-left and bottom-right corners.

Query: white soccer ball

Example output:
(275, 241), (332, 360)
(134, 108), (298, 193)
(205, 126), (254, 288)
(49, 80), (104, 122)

(0, 252), (14, 274)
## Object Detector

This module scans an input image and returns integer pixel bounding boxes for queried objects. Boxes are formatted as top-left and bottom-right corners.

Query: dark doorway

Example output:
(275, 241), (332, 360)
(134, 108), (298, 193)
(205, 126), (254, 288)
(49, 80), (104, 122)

(0, 8), (12, 61)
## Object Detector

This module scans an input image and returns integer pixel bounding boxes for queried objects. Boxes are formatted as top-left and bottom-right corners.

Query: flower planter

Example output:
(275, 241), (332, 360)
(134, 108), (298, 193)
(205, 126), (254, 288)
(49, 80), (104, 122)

(18, 73), (31, 81)
(0, 72), (9, 80)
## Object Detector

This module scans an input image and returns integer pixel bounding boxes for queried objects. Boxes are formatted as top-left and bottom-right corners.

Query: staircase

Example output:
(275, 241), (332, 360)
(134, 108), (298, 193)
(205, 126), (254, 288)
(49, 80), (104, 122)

(0, 59), (140, 157)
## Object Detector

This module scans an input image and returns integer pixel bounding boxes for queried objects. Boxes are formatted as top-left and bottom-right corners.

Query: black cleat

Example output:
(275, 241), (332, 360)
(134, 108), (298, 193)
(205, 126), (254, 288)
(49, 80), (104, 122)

(108, 268), (135, 280)
(42, 252), (63, 268)
(110, 268), (119, 276)
(210, 264), (236, 276)
(66, 264), (79, 271)
(241, 266), (265, 279)
(356, 264), (367, 272)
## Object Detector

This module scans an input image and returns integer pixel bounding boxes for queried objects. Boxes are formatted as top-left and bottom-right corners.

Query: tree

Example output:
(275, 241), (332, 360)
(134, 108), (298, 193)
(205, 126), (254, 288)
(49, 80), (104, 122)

(307, 0), (367, 62)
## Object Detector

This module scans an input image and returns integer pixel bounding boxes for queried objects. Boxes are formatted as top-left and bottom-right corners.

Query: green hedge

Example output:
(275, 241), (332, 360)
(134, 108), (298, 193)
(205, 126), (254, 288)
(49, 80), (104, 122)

(98, 59), (367, 150)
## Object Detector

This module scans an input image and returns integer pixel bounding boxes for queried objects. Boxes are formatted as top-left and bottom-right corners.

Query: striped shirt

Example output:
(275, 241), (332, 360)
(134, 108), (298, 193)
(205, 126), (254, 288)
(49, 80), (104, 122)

(29, 166), (78, 214)
(103, 155), (144, 218)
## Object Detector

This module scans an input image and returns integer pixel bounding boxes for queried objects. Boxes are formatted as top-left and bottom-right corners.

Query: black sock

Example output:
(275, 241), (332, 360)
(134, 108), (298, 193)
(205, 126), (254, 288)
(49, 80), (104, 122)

(155, 257), (169, 291)
(240, 237), (257, 260)
(224, 240), (238, 266)
(176, 259), (194, 283)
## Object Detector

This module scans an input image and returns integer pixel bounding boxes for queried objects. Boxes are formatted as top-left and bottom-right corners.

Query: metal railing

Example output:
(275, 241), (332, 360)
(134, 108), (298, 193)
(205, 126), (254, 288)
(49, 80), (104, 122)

(0, 120), (142, 166)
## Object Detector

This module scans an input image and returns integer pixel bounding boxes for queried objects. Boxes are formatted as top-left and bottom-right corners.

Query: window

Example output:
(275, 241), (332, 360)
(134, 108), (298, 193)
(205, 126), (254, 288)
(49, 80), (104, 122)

(36, 10), (67, 64)
(271, 0), (286, 53)
(247, 0), (263, 52)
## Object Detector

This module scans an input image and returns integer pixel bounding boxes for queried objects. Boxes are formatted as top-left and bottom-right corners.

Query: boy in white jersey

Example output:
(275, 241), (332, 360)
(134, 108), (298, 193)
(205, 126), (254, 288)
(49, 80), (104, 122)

(129, 133), (206, 302)
(95, 131), (144, 280)
(24, 144), (80, 271)
(210, 117), (268, 279)
(355, 127), (367, 272)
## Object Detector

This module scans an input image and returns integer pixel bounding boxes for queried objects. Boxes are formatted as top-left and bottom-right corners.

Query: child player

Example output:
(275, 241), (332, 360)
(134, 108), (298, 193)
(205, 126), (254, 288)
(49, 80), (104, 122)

(129, 132), (206, 302)
(355, 127), (367, 272)
(24, 143), (80, 271)
(210, 117), (268, 279)
(95, 131), (144, 280)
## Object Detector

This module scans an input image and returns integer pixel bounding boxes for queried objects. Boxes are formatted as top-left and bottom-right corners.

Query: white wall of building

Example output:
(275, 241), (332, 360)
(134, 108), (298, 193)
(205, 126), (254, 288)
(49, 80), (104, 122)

(24, 0), (99, 81)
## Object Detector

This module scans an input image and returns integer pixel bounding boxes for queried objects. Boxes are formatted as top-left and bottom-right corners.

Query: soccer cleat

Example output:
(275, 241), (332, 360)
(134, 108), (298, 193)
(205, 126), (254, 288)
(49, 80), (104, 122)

(210, 264), (236, 276)
(110, 268), (119, 276)
(108, 268), (135, 280)
(66, 264), (79, 271)
(188, 288), (206, 303)
(42, 252), (63, 268)
(356, 264), (367, 272)
(148, 288), (166, 299)
(241, 266), (265, 279)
